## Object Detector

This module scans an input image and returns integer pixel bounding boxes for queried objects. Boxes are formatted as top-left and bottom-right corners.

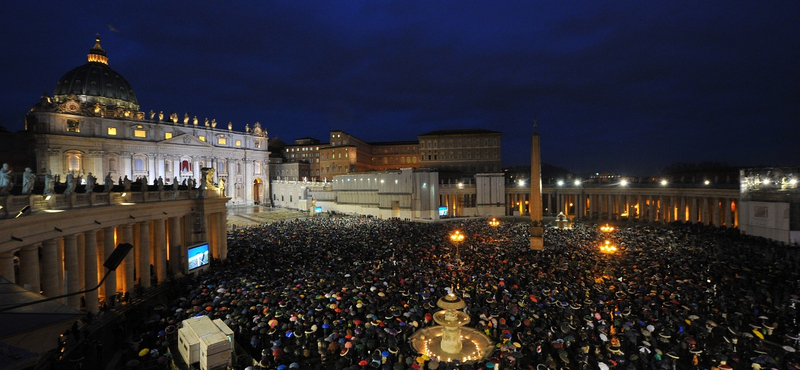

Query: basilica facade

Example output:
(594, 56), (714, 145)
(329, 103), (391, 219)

(22, 37), (269, 205)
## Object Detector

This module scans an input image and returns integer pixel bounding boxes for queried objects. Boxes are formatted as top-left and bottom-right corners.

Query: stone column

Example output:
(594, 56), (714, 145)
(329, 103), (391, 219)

(679, 196), (687, 222)
(41, 239), (60, 297)
(0, 252), (15, 284)
(625, 194), (633, 221)
(597, 194), (607, 220)
(219, 212), (228, 261)
(103, 227), (117, 306)
(689, 197), (698, 223)
(701, 197), (709, 225)
(19, 245), (40, 292)
(154, 218), (167, 284)
(635, 195), (642, 221)
(64, 234), (81, 310)
(120, 151), (131, 181)
(207, 213), (219, 259)
(56, 239), (64, 294)
(169, 216), (183, 276)
(712, 198), (721, 227)
(77, 233), (86, 293)
(139, 221), (151, 289)
(120, 224), (135, 294)
(84, 230), (99, 313)
(724, 198), (732, 227)
(648, 196), (656, 222)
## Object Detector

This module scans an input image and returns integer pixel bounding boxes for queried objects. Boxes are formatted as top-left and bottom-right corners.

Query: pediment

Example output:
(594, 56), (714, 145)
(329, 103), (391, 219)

(160, 134), (214, 148)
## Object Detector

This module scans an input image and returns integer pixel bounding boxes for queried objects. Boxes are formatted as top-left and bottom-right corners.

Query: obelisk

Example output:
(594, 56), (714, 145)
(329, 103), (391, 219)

(529, 120), (544, 250)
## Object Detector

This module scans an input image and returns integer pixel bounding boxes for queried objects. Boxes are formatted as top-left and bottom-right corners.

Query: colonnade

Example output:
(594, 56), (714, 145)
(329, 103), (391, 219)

(506, 186), (739, 228)
(0, 209), (229, 313)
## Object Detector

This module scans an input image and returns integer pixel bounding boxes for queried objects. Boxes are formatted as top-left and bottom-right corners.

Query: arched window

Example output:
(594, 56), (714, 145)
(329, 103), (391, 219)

(134, 158), (145, 172)
(108, 158), (118, 173)
(67, 153), (81, 172)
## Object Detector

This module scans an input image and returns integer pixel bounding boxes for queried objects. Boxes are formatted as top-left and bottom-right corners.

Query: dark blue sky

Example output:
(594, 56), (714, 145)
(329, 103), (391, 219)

(1, 2), (797, 175)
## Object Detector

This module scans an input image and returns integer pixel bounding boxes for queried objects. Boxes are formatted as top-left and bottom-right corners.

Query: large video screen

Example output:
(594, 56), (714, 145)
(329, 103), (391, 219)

(187, 243), (210, 271)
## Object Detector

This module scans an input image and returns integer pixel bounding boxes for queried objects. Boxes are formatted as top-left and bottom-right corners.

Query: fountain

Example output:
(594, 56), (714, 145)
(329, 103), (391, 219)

(409, 292), (494, 364)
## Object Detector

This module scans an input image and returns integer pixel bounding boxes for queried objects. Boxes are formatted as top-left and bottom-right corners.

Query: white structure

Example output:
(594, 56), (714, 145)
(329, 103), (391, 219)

(178, 316), (234, 370)
(271, 168), (440, 220)
(24, 37), (270, 205)
(738, 168), (800, 244)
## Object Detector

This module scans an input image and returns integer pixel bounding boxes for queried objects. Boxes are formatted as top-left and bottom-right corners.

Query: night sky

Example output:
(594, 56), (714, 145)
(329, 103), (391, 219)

(1, 2), (797, 175)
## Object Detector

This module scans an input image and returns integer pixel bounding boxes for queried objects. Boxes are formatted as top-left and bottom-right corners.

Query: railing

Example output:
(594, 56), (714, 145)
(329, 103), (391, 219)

(0, 189), (213, 219)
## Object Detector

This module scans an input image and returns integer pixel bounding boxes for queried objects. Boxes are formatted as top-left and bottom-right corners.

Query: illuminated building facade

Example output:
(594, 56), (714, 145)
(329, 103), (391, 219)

(419, 129), (502, 174)
(20, 37), (270, 205)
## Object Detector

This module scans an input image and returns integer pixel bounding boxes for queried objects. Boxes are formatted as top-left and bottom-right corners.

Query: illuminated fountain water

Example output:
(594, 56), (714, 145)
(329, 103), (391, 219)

(409, 292), (494, 364)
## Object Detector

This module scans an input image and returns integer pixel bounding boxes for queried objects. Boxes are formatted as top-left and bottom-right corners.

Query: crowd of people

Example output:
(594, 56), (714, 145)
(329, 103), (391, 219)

(128, 217), (800, 370)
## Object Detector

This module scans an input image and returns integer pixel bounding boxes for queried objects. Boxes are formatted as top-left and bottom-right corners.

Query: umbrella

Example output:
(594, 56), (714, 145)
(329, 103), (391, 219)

(138, 348), (150, 357)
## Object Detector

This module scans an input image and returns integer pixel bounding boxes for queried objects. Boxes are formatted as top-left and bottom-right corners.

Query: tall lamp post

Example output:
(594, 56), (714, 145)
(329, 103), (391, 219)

(449, 230), (465, 262)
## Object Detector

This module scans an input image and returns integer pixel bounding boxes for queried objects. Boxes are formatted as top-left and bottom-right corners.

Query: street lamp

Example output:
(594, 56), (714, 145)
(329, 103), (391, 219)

(488, 218), (500, 227)
(449, 230), (465, 262)
(599, 239), (617, 254)
(600, 224), (614, 233)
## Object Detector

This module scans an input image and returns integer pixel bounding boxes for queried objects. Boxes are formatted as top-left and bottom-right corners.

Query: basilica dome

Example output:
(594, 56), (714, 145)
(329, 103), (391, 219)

(52, 37), (139, 111)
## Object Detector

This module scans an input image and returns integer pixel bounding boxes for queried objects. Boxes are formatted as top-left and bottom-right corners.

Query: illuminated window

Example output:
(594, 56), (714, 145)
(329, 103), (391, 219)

(107, 127), (117, 136)
(236, 140), (242, 147)
(67, 119), (80, 132)
(164, 132), (173, 139)
(66, 152), (81, 172)
(217, 137), (226, 145)
(134, 129), (147, 138)
(199, 136), (206, 142)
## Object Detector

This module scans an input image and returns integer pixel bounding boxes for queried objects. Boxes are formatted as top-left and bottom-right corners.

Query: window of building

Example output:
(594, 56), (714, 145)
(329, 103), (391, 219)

(108, 127), (117, 136)
(66, 152), (81, 172)
(108, 158), (118, 173)
(67, 119), (80, 132)
(255, 162), (262, 175)
(134, 157), (145, 171)
(199, 136), (206, 142)
(236, 140), (242, 147)
(134, 129), (147, 138)
(164, 132), (173, 139)
(218, 137), (227, 145)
